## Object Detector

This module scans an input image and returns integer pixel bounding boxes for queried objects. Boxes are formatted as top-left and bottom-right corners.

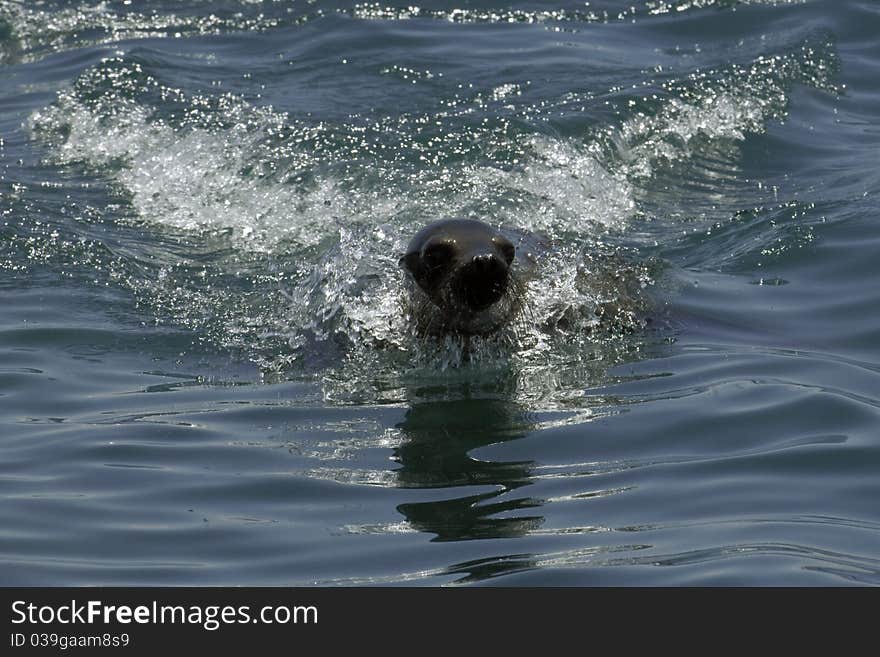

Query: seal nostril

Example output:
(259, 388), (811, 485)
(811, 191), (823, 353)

(456, 254), (508, 311)
(472, 253), (499, 272)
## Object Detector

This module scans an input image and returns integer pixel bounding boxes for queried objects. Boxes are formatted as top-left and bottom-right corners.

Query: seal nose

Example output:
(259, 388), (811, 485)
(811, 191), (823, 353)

(456, 252), (508, 311)
(471, 253), (498, 272)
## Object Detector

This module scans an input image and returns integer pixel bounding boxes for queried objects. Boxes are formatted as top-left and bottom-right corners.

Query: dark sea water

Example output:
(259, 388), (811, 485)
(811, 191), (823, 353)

(1, 0), (879, 586)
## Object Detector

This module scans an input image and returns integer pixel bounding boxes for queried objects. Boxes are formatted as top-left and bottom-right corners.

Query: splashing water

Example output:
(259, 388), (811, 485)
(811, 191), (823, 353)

(20, 7), (839, 403)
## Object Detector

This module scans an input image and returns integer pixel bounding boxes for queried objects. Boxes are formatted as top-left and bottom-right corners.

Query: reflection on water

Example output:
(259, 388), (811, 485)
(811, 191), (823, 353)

(394, 396), (541, 541)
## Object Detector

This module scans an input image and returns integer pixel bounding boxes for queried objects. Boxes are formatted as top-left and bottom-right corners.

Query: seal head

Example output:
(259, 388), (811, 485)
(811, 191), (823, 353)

(400, 218), (523, 336)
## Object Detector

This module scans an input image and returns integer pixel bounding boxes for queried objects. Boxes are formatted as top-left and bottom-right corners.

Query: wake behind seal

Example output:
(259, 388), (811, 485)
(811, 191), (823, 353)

(399, 218), (535, 336)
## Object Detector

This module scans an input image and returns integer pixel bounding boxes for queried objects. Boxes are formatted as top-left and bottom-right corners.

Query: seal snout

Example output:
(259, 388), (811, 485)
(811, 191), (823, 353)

(455, 252), (509, 311)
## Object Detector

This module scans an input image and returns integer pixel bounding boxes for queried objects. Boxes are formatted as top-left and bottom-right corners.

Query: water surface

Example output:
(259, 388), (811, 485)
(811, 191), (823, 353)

(1, 0), (879, 585)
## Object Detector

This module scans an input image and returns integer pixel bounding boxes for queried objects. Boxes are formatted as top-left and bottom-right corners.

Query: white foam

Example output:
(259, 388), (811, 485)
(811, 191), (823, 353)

(615, 92), (768, 179)
(489, 136), (635, 234)
(30, 88), (384, 251)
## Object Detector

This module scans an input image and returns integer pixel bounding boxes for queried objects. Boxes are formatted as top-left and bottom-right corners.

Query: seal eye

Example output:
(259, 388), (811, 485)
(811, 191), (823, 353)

(495, 238), (515, 266)
(422, 240), (454, 270)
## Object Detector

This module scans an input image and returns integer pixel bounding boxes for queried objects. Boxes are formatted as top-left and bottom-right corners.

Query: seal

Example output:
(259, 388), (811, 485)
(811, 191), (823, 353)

(399, 218), (530, 336)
